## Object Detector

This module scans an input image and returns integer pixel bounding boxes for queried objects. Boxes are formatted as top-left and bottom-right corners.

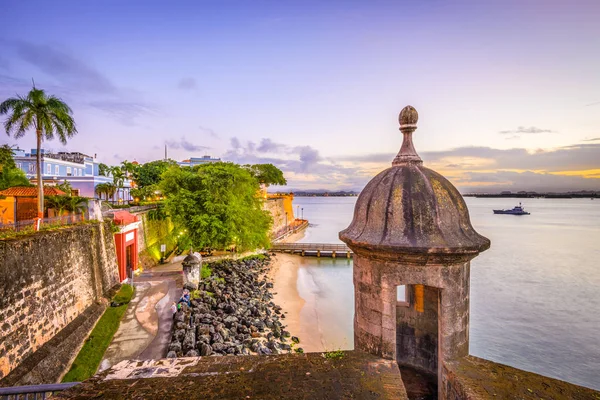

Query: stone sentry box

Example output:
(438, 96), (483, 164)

(182, 251), (202, 288)
(339, 106), (490, 398)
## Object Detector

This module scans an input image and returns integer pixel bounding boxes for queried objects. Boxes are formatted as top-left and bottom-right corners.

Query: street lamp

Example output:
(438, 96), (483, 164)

(301, 207), (304, 220)
(297, 205), (299, 221)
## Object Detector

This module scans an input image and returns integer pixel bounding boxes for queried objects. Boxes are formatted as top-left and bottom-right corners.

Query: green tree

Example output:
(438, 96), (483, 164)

(120, 160), (138, 179)
(98, 163), (110, 177)
(110, 166), (125, 202)
(95, 182), (116, 201)
(56, 180), (73, 195)
(161, 162), (272, 251)
(0, 87), (77, 218)
(133, 159), (177, 188)
(45, 194), (87, 216)
(244, 164), (287, 187)
(0, 145), (31, 190)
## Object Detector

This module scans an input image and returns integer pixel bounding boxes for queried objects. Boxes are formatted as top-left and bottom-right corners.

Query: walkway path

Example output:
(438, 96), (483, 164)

(99, 262), (182, 371)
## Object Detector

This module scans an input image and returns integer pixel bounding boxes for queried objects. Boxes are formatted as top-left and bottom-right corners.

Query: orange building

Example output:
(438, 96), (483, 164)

(0, 186), (66, 225)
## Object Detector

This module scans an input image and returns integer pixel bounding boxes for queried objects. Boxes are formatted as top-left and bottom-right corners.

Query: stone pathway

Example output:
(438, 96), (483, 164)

(99, 262), (182, 372)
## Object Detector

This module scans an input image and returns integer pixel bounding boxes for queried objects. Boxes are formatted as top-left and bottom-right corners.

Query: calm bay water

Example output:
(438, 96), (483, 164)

(290, 196), (600, 390)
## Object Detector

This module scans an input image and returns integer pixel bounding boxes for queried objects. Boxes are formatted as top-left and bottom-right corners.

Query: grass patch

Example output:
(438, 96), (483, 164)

(323, 349), (345, 360)
(240, 254), (267, 262)
(201, 265), (212, 279)
(61, 284), (134, 383)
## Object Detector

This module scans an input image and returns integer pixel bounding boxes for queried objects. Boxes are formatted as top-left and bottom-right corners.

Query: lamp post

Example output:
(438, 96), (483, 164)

(301, 208), (304, 220)
(297, 205), (299, 222)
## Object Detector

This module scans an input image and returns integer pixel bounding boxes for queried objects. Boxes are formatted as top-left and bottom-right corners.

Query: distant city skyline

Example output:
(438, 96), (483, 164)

(1, 1), (599, 192)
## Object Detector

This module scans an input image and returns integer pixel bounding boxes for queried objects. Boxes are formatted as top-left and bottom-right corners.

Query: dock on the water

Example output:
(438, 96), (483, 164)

(271, 242), (353, 258)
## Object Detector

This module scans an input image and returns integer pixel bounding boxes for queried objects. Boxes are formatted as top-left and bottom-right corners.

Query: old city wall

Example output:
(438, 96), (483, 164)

(264, 195), (294, 237)
(0, 222), (119, 380)
(136, 210), (175, 268)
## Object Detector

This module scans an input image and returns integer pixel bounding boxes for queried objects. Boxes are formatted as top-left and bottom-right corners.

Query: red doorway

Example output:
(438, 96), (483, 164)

(112, 211), (139, 282)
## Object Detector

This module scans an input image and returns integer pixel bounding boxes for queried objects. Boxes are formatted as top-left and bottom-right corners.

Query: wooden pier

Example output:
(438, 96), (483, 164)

(270, 242), (353, 258)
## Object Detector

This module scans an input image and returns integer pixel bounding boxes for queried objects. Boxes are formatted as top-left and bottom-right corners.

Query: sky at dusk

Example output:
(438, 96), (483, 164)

(1, 0), (599, 192)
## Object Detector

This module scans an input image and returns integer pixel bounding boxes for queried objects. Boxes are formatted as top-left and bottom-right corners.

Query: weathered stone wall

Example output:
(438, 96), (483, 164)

(396, 285), (439, 373)
(0, 222), (119, 380)
(264, 195), (294, 236)
(136, 211), (175, 268)
(352, 252), (471, 364)
(442, 356), (600, 399)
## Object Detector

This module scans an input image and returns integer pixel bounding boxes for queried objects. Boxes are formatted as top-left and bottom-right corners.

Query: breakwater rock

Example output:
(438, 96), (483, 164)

(167, 254), (299, 358)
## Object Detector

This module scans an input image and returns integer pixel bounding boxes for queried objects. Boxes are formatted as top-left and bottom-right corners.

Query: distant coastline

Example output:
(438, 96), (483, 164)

(276, 190), (600, 198)
(290, 191), (358, 197)
(463, 191), (599, 199)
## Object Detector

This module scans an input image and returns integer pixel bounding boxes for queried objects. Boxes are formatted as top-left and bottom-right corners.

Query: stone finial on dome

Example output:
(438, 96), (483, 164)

(392, 105), (422, 166)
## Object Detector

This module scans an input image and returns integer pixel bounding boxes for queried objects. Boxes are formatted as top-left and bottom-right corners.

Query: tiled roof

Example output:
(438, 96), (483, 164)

(112, 210), (139, 225)
(0, 186), (67, 197)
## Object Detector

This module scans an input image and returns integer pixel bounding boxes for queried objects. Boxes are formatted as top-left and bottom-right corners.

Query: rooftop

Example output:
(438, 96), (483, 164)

(0, 187), (66, 197)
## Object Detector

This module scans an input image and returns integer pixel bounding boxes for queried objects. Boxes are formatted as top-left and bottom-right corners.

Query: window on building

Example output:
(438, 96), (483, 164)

(397, 285), (408, 306)
(67, 167), (72, 176)
(55, 165), (59, 175)
(46, 164), (51, 174)
(28, 164), (36, 173)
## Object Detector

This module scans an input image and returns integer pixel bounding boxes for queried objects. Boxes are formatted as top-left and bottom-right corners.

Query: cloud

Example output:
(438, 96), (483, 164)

(1, 41), (153, 125)
(199, 125), (219, 139)
(498, 126), (554, 135)
(330, 143), (600, 192)
(177, 77), (197, 90)
(165, 137), (210, 152)
(257, 138), (288, 153)
(86, 100), (154, 121)
(458, 170), (600, 193)
(583, 137), (600, 142)
(14, 41), (116, 94)
(585, 101), (600, 107)
(222, 137), (366, 190)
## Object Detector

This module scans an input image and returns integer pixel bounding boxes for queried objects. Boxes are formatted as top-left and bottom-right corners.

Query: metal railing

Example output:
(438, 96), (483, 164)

(101, 203), (158, 217)
(271, 242), (351, 252)
(0, 382), (79, 400)
(271, 219), (309, 241)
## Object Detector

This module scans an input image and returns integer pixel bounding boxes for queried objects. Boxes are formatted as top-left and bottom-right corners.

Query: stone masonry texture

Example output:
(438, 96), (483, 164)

(55, 351), (408, 400)
(0, 222), (119, 380)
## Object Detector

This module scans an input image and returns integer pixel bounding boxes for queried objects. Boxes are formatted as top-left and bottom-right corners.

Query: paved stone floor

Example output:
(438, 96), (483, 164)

(99, 262), (183, 371)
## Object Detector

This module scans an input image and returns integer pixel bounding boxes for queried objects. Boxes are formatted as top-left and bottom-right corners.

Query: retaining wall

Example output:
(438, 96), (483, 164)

(0, 222), (119, 380)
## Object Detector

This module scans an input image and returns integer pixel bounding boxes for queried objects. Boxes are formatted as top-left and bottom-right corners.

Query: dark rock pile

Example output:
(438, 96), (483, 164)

(167, 254), (300, 358)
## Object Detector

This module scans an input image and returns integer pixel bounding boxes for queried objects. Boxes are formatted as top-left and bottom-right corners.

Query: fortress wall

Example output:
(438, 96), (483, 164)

(0, 222), (119, 380)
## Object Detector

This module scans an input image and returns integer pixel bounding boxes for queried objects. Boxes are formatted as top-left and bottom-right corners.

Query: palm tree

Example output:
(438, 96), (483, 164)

(110, 166), (125, 203)
(0, 86), (76, 220)
(95, 182), (117, 201)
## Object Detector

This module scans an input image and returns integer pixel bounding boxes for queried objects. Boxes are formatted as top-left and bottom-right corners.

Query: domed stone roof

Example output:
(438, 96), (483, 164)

(182, 251), (202, 266)
(339, 106), (490, 257)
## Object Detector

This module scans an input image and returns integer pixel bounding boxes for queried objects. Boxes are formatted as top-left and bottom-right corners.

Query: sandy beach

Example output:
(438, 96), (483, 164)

(269, 253), (328, 352)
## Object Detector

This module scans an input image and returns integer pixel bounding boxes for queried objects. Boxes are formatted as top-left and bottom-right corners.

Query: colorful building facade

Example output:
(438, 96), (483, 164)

(13, 148), (132, 201)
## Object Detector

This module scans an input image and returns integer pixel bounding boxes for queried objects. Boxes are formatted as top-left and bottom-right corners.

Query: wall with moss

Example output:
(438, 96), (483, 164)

(264, 195), (294, 237)
(0, 222), (119, 380)
(137, 211), (176, 268)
